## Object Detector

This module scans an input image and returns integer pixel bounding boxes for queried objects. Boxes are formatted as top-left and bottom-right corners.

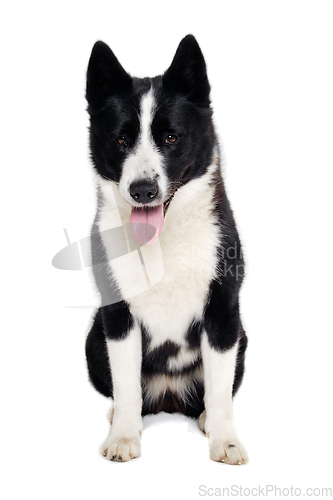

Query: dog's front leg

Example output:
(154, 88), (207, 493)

(102, 310), (142, 462)
(201, 287), (248, 464)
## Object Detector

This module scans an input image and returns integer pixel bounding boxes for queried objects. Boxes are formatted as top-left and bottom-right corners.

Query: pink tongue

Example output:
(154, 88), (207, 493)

(130, 204), (164, 245)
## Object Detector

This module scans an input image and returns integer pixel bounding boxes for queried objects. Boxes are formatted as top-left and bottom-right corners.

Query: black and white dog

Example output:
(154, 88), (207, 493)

(85, 35), (248, 464)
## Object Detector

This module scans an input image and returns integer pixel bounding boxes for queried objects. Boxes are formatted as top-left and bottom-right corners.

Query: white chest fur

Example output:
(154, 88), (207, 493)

(97, 162), (221, 350)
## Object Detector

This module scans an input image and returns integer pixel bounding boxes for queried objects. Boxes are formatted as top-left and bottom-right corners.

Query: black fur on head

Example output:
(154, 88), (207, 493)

(162, 34), (211, 106)
(86, 35), (215, 187)
(86, 41), (133, 115)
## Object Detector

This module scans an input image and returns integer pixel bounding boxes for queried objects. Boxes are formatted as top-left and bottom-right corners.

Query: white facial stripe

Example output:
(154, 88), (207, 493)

(140, 90), (155, 148)
(118, 88), (168, 205)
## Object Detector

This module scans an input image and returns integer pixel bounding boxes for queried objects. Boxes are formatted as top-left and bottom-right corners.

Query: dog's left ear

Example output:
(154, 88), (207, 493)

(86, 41), (132, 114)
(162, 35), (210, 105)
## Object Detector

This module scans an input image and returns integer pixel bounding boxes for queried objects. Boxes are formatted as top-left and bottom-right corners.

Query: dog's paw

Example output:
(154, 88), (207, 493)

(102, 436), (141, 462)
(209, 438), (248, 465)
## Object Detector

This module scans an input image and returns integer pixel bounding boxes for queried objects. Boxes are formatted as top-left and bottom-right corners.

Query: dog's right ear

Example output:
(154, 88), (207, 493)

(86, 41), (132, 114)
(162, 35), (210, 106)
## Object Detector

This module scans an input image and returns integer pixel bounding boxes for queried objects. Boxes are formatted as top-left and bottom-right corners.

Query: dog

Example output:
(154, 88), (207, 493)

(85, 35), (248, 464)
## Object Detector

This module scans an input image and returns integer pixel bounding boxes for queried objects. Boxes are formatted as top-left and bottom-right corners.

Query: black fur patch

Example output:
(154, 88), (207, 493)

(186, 320), (203, 349)
(141, 325), (202, 376)
(85, 310), (112, 397)
(232, 326), (248, 396)
(101, 302), (134, 341)
(142, 338), (181, 374)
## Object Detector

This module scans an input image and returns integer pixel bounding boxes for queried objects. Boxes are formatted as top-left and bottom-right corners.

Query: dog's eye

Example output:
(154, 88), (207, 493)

(116, 136), (128, 146)
(165, 135), (178, 144)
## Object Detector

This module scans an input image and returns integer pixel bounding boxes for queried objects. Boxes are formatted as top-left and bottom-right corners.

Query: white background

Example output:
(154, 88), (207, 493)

(1, 1), (333, 498)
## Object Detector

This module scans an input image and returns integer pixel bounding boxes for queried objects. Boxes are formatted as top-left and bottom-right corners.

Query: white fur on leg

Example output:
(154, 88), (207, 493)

(102, 324), (143, 462)
(201, 332), (248, 465)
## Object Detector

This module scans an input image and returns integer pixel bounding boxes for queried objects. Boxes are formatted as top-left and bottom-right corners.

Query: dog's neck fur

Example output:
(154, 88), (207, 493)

(95, 152), (222, 352)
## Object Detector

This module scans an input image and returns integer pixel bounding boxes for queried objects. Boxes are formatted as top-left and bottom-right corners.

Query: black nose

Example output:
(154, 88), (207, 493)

(129, 179), (159, 204)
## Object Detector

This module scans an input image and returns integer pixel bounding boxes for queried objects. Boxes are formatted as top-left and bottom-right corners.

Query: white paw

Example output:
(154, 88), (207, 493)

(102, 436), (141, 462)
(209, 438), (248, 465)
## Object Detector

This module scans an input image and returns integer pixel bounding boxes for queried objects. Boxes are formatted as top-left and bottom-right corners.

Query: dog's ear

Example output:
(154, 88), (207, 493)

(86, 41), (132, 114)
(162, 35), (210, 105)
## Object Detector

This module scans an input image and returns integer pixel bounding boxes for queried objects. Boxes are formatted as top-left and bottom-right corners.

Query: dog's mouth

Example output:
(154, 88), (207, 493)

(129, 189), (178, 246)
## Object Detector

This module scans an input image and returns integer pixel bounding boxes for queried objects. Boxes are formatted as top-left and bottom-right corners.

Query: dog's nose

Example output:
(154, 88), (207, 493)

(129, 179), (159, 204)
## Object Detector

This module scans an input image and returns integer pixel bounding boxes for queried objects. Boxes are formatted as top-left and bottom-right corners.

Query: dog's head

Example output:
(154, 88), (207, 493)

(86, 35), (216, 243)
